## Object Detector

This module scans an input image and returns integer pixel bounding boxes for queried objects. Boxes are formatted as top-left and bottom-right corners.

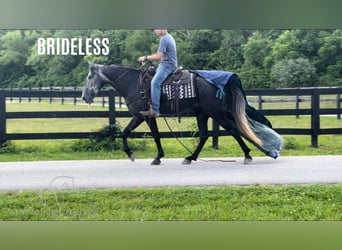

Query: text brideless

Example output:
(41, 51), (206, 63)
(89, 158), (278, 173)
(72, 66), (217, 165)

(37, 38), (110, 56)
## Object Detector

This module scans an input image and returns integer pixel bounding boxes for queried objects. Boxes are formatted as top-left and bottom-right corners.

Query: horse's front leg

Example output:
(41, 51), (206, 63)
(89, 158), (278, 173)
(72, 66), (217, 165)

(146, 118), (164, 165)
(122, 116), (144, 161)
(183, 114), (209, 164)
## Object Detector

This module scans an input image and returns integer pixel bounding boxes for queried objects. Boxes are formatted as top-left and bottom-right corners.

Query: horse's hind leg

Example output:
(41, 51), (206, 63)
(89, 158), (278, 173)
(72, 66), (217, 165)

(146, 118), (164, 165)
(231, 131), (253, 164)
(217, 117), (253, 164)
(183, 113), (209, 164)
(122, 116), (144, 161)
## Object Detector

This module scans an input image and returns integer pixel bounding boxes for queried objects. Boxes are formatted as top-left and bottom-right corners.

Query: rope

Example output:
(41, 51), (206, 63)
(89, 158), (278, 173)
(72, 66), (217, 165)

(163, 116), (194, 155)
(163, 117), (236, 163)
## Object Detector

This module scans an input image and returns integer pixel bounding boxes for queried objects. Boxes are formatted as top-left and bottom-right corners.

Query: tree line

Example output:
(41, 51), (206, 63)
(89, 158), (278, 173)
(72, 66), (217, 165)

(0, 29), (341, 89)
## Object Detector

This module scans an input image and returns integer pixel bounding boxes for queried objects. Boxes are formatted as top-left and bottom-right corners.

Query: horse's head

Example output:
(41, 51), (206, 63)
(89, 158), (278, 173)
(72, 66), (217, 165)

(82, 63), (141, 104)
(82, 63), (107, 104)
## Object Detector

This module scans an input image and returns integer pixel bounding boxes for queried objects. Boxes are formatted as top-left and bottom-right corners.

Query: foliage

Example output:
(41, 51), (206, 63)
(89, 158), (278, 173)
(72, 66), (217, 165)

(71, 124), (122, 152)
(270, 58), (317, 88)
(0, 141), (16, 154)
(0, 29), (342, 89)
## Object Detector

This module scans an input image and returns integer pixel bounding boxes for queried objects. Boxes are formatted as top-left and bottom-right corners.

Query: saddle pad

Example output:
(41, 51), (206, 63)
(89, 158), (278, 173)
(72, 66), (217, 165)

(194, 70), (234, 91)
(162, 73), (196, 100)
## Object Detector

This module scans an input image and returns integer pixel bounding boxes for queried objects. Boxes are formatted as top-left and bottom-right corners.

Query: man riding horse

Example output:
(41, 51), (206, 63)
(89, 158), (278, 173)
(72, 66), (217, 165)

(137, 29), (177, 118)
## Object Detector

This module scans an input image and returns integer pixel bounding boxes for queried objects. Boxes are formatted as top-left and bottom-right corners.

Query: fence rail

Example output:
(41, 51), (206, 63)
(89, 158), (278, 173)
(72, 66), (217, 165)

(1, 87), (341, 148)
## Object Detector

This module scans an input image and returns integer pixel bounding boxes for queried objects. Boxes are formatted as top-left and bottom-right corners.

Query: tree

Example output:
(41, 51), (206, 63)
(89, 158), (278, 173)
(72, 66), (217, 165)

(188, 30), (223, 69)
(240, 31), (273, 88)
(207, 30), (252, 71)
(171, 30), (194, 69)
(1, 29), (341, 88)
(26, 30), (90, 86)
(121, 30), (156, 65)
(0, 30), (38, 87)
(317, 29), (342, 86)
(270, 58), (317, 88)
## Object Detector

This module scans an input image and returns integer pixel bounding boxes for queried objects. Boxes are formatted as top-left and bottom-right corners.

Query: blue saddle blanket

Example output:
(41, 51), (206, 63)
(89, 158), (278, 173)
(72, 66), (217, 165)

(194, 70), (234, 90)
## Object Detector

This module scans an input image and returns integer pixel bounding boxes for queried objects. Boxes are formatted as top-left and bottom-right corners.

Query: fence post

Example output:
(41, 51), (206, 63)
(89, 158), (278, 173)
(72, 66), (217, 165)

(73, 86), (77, 106)
(19, 87), (22, 103)
(38, 87), (42, 103)
(212, 119), (219, 149)
(0, 90), (6, 147)
(295, 95), (300, 118)
(257, 95), (262, 110)
(61, 86), (65, 104)
(28, 87), (32, 102)
(337, 94), (341, 120)
(108, 90), (116, 125)
(49, 86), (53, 103)
(311, 89), (320, 148)
(9, 88), (13, 103)
(102, 97), (106, 108)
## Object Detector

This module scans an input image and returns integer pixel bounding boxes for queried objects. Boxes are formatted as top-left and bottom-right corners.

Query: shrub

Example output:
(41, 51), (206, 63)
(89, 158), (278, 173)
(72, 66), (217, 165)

(0, 141), (17, 154)
(270, 58), (317, 88)
(71, 125), (122, 152)
(283, 137), (297, 150)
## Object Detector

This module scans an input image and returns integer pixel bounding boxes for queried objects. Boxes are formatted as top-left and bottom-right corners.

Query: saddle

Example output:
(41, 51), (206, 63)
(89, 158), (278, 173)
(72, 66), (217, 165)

(162, 67), (196, 99)
(140, 65), (197, 114)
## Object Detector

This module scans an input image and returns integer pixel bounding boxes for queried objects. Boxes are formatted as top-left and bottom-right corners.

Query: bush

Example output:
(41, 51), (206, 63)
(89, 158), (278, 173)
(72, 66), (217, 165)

(283, 137), (297, 150)
(0, 141), (17, 154)
(71, 125), (122, 152)
(270, 58), (317, 88)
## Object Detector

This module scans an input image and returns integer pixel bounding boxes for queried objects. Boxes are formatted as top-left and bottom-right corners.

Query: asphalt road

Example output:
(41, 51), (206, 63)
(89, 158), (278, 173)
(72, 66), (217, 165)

(0, 156), (341, 191)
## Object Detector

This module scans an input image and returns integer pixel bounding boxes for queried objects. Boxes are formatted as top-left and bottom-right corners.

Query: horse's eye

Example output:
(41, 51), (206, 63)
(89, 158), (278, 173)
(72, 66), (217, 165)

(87, 75), (92, 80)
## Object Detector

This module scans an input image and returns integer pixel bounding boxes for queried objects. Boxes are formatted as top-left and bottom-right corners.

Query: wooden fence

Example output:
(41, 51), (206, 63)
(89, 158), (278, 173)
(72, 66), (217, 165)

(1, 87), (341, 148)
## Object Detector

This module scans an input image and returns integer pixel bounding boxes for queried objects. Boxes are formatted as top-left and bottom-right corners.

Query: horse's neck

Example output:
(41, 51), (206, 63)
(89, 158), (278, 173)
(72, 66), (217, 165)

(103, 66), (140, 98)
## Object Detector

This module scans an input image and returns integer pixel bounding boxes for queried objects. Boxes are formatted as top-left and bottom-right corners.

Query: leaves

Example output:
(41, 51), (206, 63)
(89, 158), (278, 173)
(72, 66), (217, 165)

(0, 29), (341, 88)
(270, 58), (317, 88)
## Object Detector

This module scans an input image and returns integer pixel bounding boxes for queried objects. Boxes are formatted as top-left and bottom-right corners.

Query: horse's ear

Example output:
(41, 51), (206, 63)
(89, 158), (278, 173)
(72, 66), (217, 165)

(88, 62), (96, 72)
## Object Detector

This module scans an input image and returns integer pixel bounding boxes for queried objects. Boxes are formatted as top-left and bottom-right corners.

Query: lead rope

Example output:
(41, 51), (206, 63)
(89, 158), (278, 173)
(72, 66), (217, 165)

(163, 116), (193, 155)
(163, 117), (236, 163)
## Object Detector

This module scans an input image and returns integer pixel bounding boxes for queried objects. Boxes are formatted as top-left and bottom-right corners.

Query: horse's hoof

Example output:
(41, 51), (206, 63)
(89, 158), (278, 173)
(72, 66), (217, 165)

(243, 156), (253, 164)
(182, 158), (192, 165)
(268, 150), (280, 159)
(151, 159), (161, 165)
(129, 153), (135, 162)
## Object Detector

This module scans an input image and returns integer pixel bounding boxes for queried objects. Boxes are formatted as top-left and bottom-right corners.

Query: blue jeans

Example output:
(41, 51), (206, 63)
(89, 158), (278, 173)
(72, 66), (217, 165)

(151, 64), (175, 113)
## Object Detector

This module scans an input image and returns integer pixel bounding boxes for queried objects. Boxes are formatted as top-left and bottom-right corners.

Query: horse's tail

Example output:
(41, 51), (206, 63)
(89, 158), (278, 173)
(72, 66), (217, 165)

(226, 82), (262, 146)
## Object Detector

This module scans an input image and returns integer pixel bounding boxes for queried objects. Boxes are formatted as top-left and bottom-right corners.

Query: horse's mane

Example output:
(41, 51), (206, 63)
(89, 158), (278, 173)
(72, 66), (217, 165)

(88, 63), (142, 97)
(90, 63), (139, 84)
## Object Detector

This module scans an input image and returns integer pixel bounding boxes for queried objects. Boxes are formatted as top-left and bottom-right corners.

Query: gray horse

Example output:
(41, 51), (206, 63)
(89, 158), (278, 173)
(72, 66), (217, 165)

(82, 63), (282, 165)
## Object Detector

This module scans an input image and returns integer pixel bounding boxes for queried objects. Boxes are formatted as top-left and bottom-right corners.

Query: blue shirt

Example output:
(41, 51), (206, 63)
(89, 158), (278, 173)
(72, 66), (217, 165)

(158, 33), (177, 69)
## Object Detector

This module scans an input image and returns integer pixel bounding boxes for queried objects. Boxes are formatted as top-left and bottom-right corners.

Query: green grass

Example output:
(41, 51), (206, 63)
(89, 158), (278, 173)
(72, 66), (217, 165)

(1, 185), (341, 221)
(1, 101), (342, 221)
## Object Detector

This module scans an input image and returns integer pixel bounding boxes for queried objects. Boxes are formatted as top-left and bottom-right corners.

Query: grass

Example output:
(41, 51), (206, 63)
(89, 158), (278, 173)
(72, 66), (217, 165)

(1, 185), (341, 221)
(1, 100), (342, 221)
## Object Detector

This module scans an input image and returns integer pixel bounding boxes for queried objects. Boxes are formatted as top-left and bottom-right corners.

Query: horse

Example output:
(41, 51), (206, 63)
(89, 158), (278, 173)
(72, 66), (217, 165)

(81, 63), (280, 165)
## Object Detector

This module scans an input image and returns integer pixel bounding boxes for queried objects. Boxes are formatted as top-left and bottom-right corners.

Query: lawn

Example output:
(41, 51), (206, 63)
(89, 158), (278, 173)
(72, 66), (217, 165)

(1, 185), (341, 220)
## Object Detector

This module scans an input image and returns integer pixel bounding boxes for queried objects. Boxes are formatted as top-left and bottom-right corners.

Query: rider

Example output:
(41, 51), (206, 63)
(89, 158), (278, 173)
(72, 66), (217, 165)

(138, 29), (178, 118)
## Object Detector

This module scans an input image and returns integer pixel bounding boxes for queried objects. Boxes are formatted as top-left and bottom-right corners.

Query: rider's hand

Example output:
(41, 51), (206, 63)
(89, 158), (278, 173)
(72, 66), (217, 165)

(137, 55), (148, 63)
